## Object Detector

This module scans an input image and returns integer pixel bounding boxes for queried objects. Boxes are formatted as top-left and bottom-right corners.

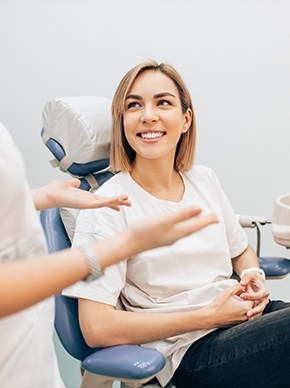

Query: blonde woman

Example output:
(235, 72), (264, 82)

(64, 61), (290, 387)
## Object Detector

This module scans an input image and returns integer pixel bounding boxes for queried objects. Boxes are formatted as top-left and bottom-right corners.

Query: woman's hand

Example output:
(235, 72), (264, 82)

(32, 179), (131, 211)
(239, 272), (270, 320)
(231, 246), (270, 320)
(205, 284), (254, 328)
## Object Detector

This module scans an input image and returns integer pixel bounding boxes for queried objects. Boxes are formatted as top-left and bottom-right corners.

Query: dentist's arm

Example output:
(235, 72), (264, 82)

(0, 207), (216, 317)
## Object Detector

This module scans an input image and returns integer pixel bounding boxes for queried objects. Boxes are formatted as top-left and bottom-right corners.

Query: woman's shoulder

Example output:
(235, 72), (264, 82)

(96, 171), (131, 195)
(186, 164), (217, 182)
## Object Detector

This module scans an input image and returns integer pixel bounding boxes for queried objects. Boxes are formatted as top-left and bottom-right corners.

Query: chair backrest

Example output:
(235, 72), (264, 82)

(40, 208), (101, 360)
(40, 97), (117, 358)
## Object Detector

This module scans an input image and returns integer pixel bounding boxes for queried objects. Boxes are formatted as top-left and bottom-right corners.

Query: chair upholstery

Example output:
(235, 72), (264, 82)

(258, 257), (290, 279)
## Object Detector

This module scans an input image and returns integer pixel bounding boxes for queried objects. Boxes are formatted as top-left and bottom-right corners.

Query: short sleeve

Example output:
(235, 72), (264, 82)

(197, 166), (248, 258)
(62, 189), (128, 305)
(62, 260), (127, 306)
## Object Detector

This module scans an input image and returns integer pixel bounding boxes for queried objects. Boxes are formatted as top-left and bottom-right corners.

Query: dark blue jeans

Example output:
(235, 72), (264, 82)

(172, 300), (290, 388)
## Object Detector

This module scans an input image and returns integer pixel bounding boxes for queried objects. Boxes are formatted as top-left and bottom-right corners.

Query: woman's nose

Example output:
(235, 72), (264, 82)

(140, 105), (159, 123)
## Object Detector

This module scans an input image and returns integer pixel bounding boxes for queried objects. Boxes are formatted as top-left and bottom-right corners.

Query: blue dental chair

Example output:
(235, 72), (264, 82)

(238, 214), (290, 279)
(40, 96), (166, 387)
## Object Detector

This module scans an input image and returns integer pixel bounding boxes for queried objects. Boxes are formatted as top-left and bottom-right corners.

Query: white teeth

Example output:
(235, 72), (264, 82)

(140, 132), (163, 139)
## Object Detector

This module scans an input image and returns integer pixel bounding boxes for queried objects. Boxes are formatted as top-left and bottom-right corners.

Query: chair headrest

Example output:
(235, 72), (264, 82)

(41, 96), (113, 190)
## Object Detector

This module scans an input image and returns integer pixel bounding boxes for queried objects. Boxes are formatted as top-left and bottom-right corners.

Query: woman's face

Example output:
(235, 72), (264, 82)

(123, 70), (192, 166)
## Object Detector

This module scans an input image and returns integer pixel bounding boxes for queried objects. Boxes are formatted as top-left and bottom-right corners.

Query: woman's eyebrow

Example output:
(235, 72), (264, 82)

(126, 92), (176, 100)
(154, 92), (176, 99)
(126, 94), (142, 100)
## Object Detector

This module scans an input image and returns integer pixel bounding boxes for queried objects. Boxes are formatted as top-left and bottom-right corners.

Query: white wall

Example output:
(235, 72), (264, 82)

(0, 0), (290, 295)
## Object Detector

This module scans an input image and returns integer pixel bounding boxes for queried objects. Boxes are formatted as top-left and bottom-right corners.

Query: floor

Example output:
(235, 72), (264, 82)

(54, 331), (81, 388)
(54, 331), (120, 387)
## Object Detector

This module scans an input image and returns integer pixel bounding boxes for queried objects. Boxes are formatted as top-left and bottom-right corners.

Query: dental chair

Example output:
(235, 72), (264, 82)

(41, 96), (167, 388)
(238, 214), (290, 278)
(40, 96), (290, 388)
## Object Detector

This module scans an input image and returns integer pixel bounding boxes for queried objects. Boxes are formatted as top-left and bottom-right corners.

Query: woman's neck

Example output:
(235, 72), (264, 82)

(130, 159), (185, 202)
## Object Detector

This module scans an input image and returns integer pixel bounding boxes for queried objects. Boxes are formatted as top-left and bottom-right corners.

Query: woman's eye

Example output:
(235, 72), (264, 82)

(157, 99), (171, 106)
(127, 101), (140, 109)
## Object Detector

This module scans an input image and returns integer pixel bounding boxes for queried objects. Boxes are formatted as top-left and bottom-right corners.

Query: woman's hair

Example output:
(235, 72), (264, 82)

(110, 60), (196, 172)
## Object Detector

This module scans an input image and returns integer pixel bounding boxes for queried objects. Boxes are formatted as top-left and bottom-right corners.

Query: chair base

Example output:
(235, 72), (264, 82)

(81, 370), (160, 388)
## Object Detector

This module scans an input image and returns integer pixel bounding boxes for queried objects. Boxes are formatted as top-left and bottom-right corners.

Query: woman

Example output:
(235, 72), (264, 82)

(64, 61), (290, 387)
(0, 121), (215, 388)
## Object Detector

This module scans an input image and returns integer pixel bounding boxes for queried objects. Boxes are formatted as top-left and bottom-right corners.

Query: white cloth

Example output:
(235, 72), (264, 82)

(0, 123), (64, 388)
(42, 96), (112, 165)
(63, 166), (248, 387)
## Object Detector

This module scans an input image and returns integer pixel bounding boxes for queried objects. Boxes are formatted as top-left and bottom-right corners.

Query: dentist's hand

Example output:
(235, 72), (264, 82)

(32, 179), (131, 211)
(94, 207), (218, 268)
(127, 207), (218, 253)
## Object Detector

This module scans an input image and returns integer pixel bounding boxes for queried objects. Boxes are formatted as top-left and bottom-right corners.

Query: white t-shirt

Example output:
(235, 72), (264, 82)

(64, 167), (248, 387)
(0, 123), (64, 388)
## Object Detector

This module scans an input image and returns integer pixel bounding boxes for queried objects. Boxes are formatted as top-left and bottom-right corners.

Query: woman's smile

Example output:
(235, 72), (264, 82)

(137, 130), (166, 141)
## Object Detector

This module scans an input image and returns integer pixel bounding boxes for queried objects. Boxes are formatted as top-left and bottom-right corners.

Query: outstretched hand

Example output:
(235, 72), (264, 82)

(32, 179), (131, 211)
(128, 207), (218, 254)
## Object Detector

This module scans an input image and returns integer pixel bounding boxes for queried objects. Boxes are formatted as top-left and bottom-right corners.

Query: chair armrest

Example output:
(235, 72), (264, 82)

(82, 344), (165, 380)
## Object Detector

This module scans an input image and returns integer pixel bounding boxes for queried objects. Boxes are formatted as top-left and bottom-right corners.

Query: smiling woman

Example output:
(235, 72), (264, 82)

(122, 71), (192, 181)
(63, 61), (290, 388)
(111, 61), (196, 173)
(121, 70), (191, 202)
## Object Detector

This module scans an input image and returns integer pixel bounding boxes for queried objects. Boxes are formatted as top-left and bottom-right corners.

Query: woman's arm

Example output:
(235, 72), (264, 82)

(0, 207), (216, 317)
(31, 179), (131, 211)
(231, 245), (260, 276)
(79, 283), (253, 348)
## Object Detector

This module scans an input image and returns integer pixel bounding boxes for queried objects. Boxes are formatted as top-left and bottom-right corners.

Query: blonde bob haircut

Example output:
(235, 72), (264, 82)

(110, 60), (196, 172)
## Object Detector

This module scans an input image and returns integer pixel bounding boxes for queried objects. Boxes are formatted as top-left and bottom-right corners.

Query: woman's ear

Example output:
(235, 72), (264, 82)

(182, 108), (193, 133)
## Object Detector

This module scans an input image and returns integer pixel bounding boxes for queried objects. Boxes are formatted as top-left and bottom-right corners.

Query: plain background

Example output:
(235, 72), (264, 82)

(0, 1), (289, 384)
